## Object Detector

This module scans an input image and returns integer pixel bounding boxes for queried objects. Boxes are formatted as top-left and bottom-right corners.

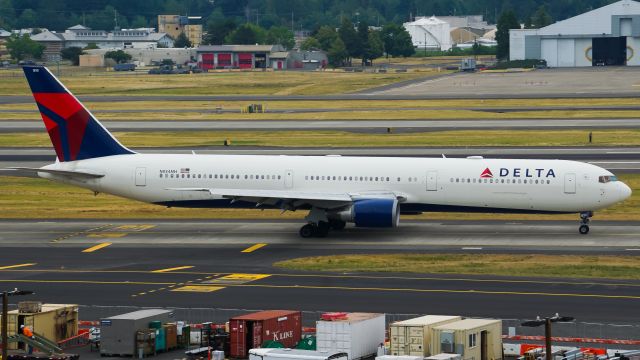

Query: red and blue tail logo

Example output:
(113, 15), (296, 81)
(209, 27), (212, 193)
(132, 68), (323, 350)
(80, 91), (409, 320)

(22, 66), (133, 162)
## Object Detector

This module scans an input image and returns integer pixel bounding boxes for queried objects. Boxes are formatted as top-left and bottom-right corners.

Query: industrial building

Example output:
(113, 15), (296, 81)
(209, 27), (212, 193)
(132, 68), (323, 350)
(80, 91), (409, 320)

(404, 15), (496, 51)
(196, 45), (285, 70)
(30, 25), (174, 61)
(510, 0), (640, 67)
(158, 15), (203, 47)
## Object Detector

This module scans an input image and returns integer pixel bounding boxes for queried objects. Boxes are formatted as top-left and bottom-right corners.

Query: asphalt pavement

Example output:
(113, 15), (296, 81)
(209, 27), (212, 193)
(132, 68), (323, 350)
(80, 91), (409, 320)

(0, 219), (639, 325)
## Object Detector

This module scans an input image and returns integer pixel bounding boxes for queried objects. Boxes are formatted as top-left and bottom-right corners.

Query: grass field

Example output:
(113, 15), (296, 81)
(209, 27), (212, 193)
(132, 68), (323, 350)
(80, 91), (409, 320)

(0, 174), (637, 220)
(1, 129), (638, 148)
(0, 70), (436, 96)
(4, 98), (640, 112)
(273, 254), (640, 280)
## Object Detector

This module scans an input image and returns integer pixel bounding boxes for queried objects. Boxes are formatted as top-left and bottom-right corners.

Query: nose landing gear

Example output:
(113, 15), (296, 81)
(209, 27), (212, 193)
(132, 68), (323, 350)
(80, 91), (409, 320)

(579, 211), (593, 235)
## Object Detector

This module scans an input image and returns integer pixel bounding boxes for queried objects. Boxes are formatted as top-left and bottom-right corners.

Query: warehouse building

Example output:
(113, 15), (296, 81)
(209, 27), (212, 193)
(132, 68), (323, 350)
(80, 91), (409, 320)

(510, 0), (640, 67)
(196, 45), (285, 70)
(404, 15), (496, 50)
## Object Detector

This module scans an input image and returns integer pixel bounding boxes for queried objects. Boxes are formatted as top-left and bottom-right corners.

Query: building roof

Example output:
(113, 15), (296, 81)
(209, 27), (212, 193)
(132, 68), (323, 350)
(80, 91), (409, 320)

(231, 310), (299, 321)
(104, 309), (172, 320)
(392, 315), (461, 326)
(270, 51), (289, 58)
(197, 44), (284, 52)
(534, 0), (640, 36)
(67, 24), (90, 31)
(406, 16), (448, 27)
(434, 318), (501, 330)
(0, 29), (11, 37)
(30, 31), (65, 42)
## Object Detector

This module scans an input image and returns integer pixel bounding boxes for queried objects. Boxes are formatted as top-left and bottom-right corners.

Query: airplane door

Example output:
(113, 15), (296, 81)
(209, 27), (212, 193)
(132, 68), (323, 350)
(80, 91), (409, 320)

(135, 167), (146, 187)
(564, 173), (576, 194)
(426, 170), (438, 191)
(285, 169), (294, 188)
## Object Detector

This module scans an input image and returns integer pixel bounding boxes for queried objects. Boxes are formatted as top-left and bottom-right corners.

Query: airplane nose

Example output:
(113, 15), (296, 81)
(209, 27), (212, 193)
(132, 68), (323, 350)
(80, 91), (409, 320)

(619, 182), (632, 201)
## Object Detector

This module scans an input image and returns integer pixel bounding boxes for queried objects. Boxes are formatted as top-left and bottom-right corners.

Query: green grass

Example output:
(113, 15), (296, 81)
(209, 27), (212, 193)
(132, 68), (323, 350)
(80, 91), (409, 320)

(0, 70), (436, 96)
(1, 129), (640, 148)
(0, 174), (638, 221)
(273, 254), (640, 280)
(4, 98), (640, 112)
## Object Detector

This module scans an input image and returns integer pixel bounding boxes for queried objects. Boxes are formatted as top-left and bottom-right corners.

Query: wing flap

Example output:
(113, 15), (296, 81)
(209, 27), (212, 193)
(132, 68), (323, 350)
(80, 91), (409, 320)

(167, 187), (353, 202)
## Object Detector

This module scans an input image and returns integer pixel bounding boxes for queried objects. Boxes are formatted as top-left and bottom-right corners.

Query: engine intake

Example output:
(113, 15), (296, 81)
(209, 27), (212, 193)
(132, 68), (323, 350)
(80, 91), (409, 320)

(333, 198), (400, 228)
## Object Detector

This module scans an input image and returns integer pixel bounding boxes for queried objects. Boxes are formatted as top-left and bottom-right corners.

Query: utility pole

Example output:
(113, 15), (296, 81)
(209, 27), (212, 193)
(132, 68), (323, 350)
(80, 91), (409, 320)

(545, 318), (552, 360)
(522, 314), (574, 360)
(2, 291), (7, 360)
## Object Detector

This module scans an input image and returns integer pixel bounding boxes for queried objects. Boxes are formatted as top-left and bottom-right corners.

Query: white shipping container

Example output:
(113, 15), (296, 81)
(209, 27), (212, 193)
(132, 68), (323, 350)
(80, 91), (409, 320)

(390, 315), (462, 357)
(377, 356), (423, 360)
(249, 348), (349, 360)
(317, 313), (386, 360)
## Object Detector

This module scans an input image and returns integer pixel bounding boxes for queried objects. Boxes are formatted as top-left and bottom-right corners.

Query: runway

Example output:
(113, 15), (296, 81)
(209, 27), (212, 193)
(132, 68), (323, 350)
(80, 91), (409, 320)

(0, 219), (639, 324)
(2, 118), (640, 132)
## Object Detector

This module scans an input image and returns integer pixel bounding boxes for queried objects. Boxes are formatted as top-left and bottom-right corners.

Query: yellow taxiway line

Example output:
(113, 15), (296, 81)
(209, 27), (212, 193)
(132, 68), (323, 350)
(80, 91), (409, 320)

(0, 263), (36, 270)
(82, 243), (113, 253)
(151, 266), (194, 273)
(241, 243), (268, 253)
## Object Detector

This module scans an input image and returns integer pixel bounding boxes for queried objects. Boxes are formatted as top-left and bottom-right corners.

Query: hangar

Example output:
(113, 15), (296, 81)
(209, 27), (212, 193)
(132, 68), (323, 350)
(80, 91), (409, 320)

(510, 0), (640, 67)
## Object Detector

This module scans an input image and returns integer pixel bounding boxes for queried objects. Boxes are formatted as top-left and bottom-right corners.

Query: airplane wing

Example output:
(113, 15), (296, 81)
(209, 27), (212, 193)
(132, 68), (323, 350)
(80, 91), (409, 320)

(1, 167), (105, 179)
(167, 188), (403, 210)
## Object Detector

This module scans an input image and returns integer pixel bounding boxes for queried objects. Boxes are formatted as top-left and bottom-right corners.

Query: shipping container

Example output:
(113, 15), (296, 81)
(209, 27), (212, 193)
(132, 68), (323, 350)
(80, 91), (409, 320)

(316, 313), (385, 360)
(390, 315), (462, 357)
(1, 304), (78, 350)
(135, 329), (156, 358)
(165, 323), (178, 350)
(426, 353), (463, 360)
(100, 309), (174, 356)
(376, 356), (423, 360)
(431, 319), (503, 360)
(230, 310), (302, 358)
(250, 348), (348, 360)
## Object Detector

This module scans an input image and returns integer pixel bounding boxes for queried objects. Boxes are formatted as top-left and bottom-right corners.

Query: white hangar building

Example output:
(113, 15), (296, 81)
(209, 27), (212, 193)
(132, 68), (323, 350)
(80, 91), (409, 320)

(404, 16), (453, 51)
(510, 0), (640, 67)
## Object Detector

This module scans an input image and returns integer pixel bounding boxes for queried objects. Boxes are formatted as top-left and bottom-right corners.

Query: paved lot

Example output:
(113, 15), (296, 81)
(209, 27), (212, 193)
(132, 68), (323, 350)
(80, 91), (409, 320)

(371, 68), (640, 97)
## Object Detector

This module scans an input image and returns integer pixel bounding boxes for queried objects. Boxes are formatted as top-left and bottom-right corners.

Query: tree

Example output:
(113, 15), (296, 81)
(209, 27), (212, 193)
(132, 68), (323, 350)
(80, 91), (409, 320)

(0, 0), (16, 29)
(205, 18), (237, 45)
(496, 10), (520, 60)
(300, 37), (321, 51)
(315, 25), (338, 52)
(531, 5), (553, 28)
(266, 26), (295, 50)
(16, 9), (37, 29)
(362, 30), (384, 65)
(130, 15), (148, 28)
(225, 23), (265, 45)
(104, 50), (132, 64)
(338, 18), (358, 64)
(355, 21), (369, 59)
(174, 32), (192, 48)
(381, 23), (415, 58)
(84, 43), (99, 50)
(328, 37), (348, 68)
(61, 47), (84, 65)
(6, 34), (44, 61)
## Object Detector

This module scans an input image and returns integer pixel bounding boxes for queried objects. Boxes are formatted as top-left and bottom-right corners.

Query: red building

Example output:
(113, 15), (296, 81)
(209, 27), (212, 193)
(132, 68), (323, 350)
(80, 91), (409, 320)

(197, 44), (285, 70)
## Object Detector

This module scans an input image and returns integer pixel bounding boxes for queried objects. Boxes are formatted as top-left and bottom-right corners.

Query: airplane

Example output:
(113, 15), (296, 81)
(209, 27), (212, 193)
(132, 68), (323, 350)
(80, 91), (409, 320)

(3, 66), (632, 238)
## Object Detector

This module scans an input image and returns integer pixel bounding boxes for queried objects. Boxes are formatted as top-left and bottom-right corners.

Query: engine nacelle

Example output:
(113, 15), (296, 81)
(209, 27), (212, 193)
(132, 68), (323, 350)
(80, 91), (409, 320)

(333, 198), (400, 228)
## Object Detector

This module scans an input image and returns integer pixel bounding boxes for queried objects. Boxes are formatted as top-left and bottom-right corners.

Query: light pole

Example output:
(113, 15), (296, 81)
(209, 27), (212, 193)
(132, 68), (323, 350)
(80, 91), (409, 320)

(521, 313), (574, 360)
(2, 288), (35, 360)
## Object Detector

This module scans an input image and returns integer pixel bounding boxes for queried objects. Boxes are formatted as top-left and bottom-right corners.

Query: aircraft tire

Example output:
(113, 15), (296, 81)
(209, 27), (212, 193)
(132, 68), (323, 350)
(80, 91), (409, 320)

(579, 224), (590, 235)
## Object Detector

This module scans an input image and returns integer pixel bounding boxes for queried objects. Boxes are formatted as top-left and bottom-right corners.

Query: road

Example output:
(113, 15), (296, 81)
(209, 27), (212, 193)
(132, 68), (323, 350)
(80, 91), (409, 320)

(2, 119), (640, 133)
(0, 219), (639, 326)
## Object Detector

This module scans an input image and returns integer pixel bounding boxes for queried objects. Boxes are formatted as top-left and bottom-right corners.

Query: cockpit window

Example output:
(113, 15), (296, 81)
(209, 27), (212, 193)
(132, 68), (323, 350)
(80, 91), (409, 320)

(599, 175), (618, 183)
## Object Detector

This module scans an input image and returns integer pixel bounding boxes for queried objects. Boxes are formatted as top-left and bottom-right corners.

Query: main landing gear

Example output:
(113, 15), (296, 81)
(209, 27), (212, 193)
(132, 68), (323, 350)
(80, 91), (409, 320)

(579, 211), (593, 235)
(299, 220), (347, 238)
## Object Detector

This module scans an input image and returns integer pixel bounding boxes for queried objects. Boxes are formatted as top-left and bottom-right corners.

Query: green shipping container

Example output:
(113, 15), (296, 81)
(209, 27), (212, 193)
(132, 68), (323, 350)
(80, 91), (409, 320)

(155, 328), (166, 352)
(149, 321), (162, 329)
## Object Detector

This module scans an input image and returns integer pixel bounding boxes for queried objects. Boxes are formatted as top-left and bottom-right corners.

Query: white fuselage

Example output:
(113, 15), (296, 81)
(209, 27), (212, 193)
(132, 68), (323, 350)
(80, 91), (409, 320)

(40, 153), (631, 214)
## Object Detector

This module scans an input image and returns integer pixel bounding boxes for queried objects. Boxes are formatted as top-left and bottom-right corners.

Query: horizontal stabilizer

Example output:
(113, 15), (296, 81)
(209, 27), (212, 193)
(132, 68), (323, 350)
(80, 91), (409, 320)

(3, 167), (105, 178)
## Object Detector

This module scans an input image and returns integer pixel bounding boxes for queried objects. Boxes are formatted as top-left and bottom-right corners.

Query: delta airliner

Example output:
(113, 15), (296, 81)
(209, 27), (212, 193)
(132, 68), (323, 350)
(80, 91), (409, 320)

(4, 66), (632, 237)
